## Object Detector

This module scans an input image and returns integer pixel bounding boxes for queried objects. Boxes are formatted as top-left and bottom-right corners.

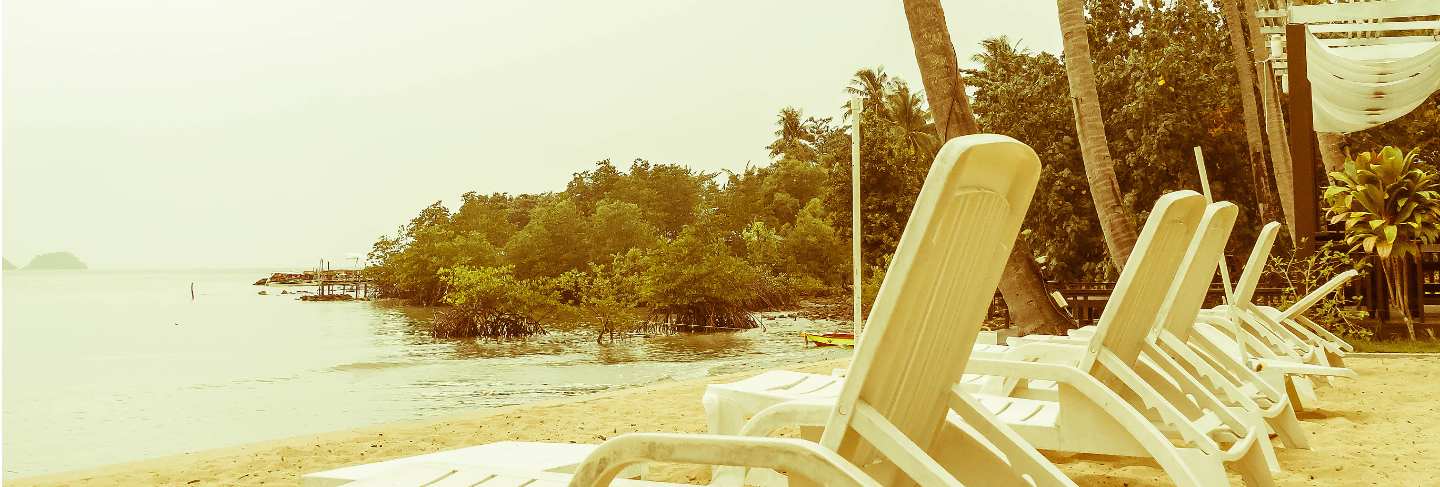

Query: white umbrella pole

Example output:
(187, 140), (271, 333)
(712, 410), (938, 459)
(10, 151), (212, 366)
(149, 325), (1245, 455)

(851, 98), (864, 339)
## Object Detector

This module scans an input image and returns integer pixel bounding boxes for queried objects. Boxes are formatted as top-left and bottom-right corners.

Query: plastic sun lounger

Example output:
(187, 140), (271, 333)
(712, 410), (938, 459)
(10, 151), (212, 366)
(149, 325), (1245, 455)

(1062, 221), (1358, 411)
(302, 442), (647, 486)
(704, 193), (1277, 486)
(1011, 220), (1315, 459)
(307, 134), (1076, 487)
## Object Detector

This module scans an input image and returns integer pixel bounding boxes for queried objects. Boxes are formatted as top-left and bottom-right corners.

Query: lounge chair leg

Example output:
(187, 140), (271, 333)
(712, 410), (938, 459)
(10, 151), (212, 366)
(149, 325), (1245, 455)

(1269, 402), (1310, 450)
(1286, 376), (1316, 412)
(1234, 442), (1278, 487)
(1245, 413), (1282, 474)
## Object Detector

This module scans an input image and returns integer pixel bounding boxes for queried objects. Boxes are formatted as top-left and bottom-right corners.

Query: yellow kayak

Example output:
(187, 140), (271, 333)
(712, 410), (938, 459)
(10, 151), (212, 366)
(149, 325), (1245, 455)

(802, 332), (855, 348)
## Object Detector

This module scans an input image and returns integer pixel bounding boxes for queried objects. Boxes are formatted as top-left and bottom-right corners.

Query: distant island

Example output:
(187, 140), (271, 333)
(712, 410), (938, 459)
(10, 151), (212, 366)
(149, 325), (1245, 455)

(22, 252), (88, 270)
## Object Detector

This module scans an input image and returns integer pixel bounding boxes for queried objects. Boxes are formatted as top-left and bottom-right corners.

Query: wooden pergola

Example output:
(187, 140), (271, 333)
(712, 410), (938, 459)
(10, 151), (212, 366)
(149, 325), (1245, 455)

(1259, 0), (1440, 253)
(1257, 0), (1439, 324)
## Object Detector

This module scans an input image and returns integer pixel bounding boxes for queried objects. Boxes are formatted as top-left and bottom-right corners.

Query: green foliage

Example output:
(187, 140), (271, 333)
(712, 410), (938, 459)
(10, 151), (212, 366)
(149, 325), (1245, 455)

(966, 0), (1266, 278)
(1324, 146), (1440, 336)
(433, 265), (557, 339)
(504, 198), (590, 279)
(640, 223), (763, 331)
(779, 199), (846, 284)
(1262, 240), (1370, 339)
(365, 201), (501, 305)
(566, 159), (714, 237)
(1325, 147), (1440, 261)
(588, 200), (659, 262)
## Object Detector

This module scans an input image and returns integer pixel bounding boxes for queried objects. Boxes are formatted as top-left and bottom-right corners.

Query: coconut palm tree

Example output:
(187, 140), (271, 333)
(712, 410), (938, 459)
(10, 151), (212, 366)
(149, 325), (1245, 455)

(884, 79), (937, 154)
(901, 0), (1073, 333)
(843, 67), (891, 121)
(1220, 0), (1283, 226)
(1241, 0), (1298, 242)
(767, 106), (816, 161)
(1057, 0), (1137, 269)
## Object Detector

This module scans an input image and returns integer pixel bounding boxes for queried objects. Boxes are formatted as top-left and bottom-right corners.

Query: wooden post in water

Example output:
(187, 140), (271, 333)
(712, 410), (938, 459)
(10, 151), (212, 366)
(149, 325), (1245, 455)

(850, 97), (864, 340)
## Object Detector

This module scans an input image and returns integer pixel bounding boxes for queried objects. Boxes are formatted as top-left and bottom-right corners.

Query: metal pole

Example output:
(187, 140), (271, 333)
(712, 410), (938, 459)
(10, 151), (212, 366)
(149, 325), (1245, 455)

(1194, 146), (1234, 303)
(851, 97), (864, 339)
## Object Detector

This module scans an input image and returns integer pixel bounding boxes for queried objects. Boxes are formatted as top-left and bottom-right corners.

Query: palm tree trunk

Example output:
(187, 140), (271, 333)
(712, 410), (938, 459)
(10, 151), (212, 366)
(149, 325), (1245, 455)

(902, 0), (1073, 334)
(1057, 0), (1138, 270)
(1242, 0), (1299, 243)
(1318, 132), (1346, 173)
(1220, 0), (1283, 226)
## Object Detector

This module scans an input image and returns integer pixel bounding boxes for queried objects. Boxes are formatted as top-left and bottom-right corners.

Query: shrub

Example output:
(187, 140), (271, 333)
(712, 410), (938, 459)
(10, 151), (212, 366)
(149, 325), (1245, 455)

(1324, 146), (1440, 339)
(433, 265), (558, 339)
(641, 224), (763, 331)
(1263, 240), (1371, 339)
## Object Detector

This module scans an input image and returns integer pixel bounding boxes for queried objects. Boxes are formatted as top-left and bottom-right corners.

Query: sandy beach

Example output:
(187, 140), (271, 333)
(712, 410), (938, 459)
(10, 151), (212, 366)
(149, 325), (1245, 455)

(10, 355), (1438, 486)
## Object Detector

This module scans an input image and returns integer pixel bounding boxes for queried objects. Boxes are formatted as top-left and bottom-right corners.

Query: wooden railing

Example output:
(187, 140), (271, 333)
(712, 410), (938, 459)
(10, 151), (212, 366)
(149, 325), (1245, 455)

(987, 282), (1288, 328)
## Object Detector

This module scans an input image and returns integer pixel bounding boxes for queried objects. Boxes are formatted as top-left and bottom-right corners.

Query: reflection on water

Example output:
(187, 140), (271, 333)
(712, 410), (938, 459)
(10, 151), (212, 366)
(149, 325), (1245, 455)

(2, 270), (849, 478)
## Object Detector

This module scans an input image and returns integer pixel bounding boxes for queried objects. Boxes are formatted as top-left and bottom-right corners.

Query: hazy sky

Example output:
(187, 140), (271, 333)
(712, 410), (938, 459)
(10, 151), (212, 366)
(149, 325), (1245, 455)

(3, 0), (1062, 269)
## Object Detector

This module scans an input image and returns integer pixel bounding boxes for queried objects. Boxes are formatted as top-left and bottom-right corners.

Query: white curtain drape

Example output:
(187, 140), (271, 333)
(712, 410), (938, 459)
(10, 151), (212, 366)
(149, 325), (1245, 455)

(1305, 28), (1440, 133)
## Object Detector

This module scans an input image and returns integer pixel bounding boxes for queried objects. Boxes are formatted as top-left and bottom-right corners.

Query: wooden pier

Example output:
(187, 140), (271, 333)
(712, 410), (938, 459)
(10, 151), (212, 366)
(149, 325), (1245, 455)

(311, 268), (374, 300)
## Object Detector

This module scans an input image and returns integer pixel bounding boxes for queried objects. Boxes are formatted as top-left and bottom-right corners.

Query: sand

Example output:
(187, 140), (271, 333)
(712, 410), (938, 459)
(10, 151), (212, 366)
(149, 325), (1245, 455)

(9, 356), (1438, 486)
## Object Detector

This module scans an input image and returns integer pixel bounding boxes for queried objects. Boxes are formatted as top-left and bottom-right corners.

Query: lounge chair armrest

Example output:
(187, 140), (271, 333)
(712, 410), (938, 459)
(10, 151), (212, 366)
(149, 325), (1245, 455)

(568, 433), (881, 487)
(738, 398), (836, 437)
(968, 359), (1225, 456)
(1255, 359), (1357, 378)
(1000, 341), (1087, 364)
(967, 357), (1090, 384)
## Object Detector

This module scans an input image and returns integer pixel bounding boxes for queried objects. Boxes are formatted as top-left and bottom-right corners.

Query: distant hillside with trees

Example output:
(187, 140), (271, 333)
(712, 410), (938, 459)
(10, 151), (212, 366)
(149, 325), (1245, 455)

(22, 252), (88, 270)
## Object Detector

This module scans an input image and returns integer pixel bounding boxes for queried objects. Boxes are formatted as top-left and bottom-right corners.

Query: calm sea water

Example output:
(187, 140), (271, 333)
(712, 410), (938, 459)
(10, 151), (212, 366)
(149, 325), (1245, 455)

(2, 269), (848, 479)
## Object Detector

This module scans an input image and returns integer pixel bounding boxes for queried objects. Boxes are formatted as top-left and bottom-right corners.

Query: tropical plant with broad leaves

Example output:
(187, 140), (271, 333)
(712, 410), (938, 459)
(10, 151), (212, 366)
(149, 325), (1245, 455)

(1324, 146), (1440, 339)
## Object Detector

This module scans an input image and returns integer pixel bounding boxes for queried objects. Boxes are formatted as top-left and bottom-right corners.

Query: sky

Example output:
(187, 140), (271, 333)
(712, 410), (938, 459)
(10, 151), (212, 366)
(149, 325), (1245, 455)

(2, 0), (1063, 270)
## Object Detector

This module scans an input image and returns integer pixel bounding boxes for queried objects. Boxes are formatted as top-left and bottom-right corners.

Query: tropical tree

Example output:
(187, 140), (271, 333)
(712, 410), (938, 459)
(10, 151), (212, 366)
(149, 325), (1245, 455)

(844, 67), (891, 120)
(885, 79), (937, 155)
(1325, 147), (1440, 339)
(504, 198), (590, 279)
(641, 222), (763, 331)
(767, 107), (817, 161)
(1057, 0), (1137, 269)
(901, 0), (1074, 333)
(779, 198), (847, 284)
(1238, 0), (1297, 242)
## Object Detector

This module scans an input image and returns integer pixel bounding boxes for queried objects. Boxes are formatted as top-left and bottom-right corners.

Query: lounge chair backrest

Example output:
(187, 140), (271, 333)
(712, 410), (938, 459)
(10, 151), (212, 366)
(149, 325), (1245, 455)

(1231, 222), (1282, 306)
(1273, 269), (1360, 322)
(818, 134), (1039, 486)
(1079, 191), (1207, 384)
(1160, 202), (1240, 341)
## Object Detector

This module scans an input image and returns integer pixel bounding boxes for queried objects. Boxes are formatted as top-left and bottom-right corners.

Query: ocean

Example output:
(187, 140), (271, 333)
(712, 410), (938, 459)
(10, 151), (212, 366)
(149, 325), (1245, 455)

(1, 269), (848, 478)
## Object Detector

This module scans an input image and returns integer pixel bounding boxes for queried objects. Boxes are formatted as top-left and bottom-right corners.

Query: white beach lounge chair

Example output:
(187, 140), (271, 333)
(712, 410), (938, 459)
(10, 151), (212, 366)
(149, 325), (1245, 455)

(1186, 222), (1359, 411)
(1010, 219), (1313, 458)
(1060, 221), (1358, 411)
(308, 134), (1075, 486)
(705, 192), (1278, 486)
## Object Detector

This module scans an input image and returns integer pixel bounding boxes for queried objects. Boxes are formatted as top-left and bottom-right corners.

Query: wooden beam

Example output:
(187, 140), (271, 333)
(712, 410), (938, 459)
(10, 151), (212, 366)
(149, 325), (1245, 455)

(1318, 35), (1440, 48)
(1261, 20), (1440, 35)
(1287, 23), (1320, 256)
(1289, 0), (1440, 24)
